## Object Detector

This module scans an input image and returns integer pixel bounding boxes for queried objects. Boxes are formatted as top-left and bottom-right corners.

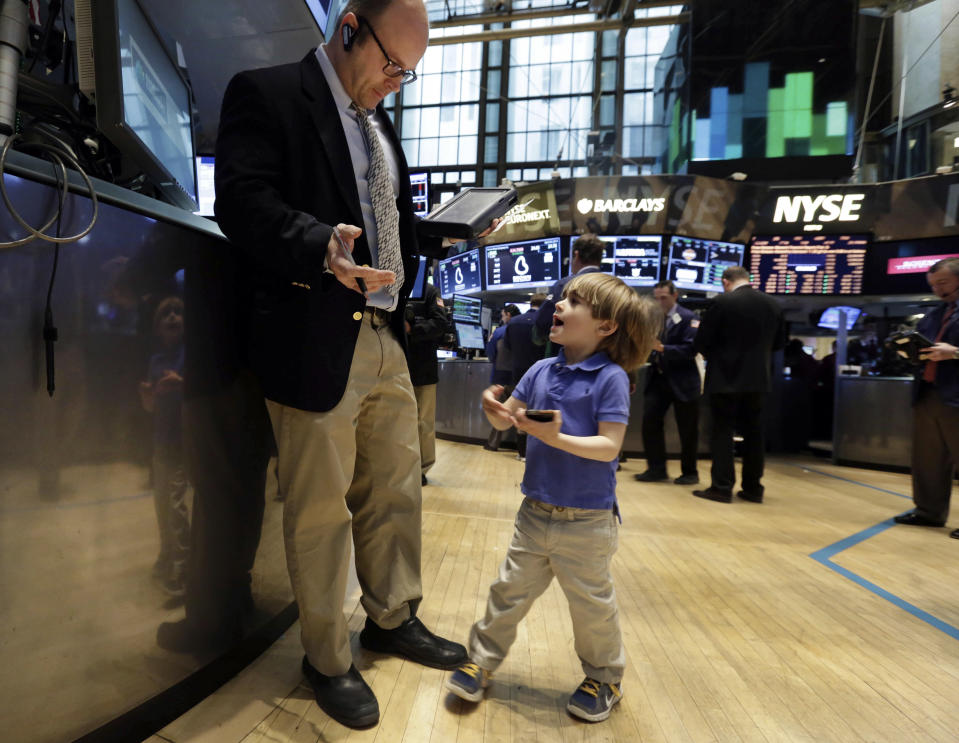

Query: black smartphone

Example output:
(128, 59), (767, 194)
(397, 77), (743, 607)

(524, 409), (555, 422)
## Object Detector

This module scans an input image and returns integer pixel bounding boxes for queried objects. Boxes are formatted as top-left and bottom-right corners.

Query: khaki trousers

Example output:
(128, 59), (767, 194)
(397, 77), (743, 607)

(413, 383), (437, 476)
(266, 314), (423, 676)
(469, 498), (625, 684)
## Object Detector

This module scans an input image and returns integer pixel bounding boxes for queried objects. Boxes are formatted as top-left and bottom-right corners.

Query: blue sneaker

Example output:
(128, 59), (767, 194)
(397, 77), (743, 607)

(445, 661), (491, 702)
(566, 677), (622, 722)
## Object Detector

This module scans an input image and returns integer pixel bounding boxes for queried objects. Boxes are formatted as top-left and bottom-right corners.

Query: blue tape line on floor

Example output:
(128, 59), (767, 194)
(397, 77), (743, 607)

(799, 466), (959, 641)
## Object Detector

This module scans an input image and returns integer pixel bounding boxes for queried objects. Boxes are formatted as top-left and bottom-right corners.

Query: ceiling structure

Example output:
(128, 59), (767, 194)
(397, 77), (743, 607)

(139, 0), (916, 154)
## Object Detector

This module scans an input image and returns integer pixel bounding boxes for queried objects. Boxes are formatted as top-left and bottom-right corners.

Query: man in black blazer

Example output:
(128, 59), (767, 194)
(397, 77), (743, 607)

(692, 266), (785, 503)
(894, 258), (959, 537)
(635, 280), (702, 485)
(214, 0), (469, 728)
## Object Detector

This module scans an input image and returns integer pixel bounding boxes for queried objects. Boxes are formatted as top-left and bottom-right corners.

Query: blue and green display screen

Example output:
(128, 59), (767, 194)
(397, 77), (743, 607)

(691, 63), (853, 161)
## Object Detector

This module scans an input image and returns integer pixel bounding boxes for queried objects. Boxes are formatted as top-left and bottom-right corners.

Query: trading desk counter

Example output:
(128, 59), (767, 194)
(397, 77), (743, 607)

(833, 375), (914, 469)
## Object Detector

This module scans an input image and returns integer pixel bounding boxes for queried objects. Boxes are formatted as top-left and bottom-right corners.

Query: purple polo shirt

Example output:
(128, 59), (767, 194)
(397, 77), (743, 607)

(512, 349), (630, 510)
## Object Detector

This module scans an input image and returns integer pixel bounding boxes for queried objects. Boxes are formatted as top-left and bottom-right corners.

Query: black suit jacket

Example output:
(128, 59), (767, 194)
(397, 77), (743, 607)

(694, 285), (786, 394)
(214, 52), (441, 412)
(646, 303), (701, 402)
(504, 309), (546, 381)
(405, 283), (447, 387)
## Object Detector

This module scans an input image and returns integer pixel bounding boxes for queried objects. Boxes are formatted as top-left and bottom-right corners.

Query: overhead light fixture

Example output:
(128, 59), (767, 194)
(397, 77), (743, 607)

(727, 172), (748, 181)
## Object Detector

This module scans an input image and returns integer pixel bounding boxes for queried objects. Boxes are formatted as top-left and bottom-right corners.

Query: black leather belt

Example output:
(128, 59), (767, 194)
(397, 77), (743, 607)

(364, 306), (392, 325)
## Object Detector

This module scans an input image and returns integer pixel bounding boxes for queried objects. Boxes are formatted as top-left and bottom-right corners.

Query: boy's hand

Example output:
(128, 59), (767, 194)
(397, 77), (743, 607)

(513, 408), (562, 444)
(482, 385), (512, 425)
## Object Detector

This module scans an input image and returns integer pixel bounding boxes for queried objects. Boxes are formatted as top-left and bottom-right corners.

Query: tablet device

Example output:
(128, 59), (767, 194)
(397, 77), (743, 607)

(887, 330), (936, 364)
(418, 187), (517, 240)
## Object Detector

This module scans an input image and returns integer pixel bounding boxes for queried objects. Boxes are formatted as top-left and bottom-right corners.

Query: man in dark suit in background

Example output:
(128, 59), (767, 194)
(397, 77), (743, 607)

(504, 293), (547, 460)
(484, 304), (519, 451)
(214, 0), (471, 728)
(635, 280), (701, 485)
(895, 258), (959, 538)
(533, 233), (604, 345)
(692, 266), (785, 504)
(405, 278), (446, 486)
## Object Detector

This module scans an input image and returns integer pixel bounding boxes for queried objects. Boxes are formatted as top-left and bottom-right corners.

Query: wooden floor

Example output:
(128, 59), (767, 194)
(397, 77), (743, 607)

(149, 441), (959, 743)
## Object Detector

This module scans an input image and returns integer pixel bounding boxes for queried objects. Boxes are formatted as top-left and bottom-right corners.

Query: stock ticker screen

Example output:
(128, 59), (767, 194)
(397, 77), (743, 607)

(666, 236), (745, 292)
(485, 237), (561, 290)
(437, 248), (482, 297)
(749, 234), (868, 295)
(608, 236), (662, 287)
(451, 294), (483, 324)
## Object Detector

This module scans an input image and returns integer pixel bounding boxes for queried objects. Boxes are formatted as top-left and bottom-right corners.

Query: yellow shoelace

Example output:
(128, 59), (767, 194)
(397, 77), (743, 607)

(578, 678), (621, 698)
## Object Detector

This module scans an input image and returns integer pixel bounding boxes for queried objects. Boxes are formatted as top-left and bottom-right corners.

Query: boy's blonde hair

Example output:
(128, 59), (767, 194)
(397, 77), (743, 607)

(563, 272), (661, 372)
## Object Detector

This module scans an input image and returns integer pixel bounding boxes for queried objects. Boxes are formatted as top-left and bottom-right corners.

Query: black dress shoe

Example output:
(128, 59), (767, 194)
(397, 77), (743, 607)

(692, 487), (733, 503)
(950, 528), (959, 540)
(736, 490), (763, 503)
(301, 657), (379, 728)
(421, 474), (429, 486)
(673, 473), (700, 485)
(359, 616), (467, 670)
(634, 470), (669, 482)
(893, 511), (945, 527)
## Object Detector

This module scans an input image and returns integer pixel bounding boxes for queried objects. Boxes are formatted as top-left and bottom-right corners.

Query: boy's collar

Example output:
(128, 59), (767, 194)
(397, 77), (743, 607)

(556, 347), (613, 371)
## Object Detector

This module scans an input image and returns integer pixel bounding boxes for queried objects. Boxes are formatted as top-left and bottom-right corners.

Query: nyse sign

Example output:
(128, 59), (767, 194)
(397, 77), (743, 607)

(773, 193), (866, 231)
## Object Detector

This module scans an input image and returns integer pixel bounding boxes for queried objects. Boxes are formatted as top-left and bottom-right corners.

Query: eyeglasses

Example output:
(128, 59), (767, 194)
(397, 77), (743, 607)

(358, 16), (418, 85)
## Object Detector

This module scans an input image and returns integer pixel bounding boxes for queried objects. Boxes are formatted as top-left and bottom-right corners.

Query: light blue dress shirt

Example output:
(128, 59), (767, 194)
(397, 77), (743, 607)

(315, 45), (401, 311)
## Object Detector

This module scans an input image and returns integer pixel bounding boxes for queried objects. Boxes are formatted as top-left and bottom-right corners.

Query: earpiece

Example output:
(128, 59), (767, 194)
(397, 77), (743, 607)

(342, 23), (356, 51)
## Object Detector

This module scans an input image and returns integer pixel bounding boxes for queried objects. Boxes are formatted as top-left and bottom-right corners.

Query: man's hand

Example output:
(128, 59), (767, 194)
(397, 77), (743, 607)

(920, 342), (958, 362)
(446, 218), (504, 246)
(513, 408), (562, 445)
(652, 340), (665, 353)
(327, 224), (396, 295)
(482, 385), (512, 426)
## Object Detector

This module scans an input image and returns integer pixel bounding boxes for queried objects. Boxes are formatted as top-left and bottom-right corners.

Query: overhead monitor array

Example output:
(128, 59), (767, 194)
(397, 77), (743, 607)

(435, 232), (956, 298)
(485, 237), (562, 290)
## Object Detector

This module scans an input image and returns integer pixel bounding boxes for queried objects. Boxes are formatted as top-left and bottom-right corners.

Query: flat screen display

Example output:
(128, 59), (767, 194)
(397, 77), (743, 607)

(408, 256), (429, 300)
(749, 234), (868, 295)
(452, 294), (482, 324)
(455, 321), (486, 350)
(608, 235), (662, 287)
(666, 236), (745, 292)
(437, 248), (482, 296)
(862, 236), (959, 294)
(817, 306), (862, 330)
(116, 0), (197, 207)
(410, 171), (430, 217)
(485, 237), (561, 290)
(304, 0), (334, 37)
(194, 156), (215, 216)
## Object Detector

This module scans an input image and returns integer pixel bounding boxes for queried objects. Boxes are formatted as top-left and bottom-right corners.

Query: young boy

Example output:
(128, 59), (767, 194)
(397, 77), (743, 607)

(446, 272), (658, 722)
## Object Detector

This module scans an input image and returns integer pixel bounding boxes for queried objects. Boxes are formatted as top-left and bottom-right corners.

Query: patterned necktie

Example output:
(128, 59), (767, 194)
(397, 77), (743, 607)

(352, 104), (403, 296)
(922, 302), (955, 383)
